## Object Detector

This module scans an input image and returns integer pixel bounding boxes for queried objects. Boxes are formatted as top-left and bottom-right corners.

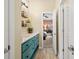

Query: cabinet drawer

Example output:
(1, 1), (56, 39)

(22, 44), (34, 59)
(22, 39), (34, 52)
(23, 51), (30, 59)
(22, 43), (30, 52)
(29, 48), (34, 58)
(29, 45), (35, 58)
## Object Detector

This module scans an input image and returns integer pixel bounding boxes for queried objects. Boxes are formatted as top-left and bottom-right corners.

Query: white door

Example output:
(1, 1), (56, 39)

(64, 6), (70, 59)
(4, 0), (9, 59)
(64, 2), (74, 59)
(53, 11), (57, 55)
(68, 1), (74, 59)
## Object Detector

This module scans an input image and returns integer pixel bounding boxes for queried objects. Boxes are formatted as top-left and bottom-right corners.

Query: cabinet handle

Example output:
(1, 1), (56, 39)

(26, 44), (28, 46)
(26, 56), (28, 58)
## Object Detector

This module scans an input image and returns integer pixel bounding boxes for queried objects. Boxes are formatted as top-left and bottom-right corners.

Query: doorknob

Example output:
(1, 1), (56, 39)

(4, 45), (10, 54)
(68, 45), (74, 55)
(68, 45), (74, 51)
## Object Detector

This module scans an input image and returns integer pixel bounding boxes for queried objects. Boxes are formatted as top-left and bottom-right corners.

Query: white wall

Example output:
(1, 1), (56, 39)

(14, 0), (22, 59)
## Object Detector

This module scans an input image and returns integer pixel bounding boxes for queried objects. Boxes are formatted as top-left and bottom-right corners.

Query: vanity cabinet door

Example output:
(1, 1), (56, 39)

(22, 42), (34, 59)
(29, 44), (35, 57)
(23, 51), (30, 59)
(22, 41), (31, 52)
(22, 37), (35, 53)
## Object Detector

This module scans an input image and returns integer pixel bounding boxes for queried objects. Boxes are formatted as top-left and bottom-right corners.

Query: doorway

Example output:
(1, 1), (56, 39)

(43, 20), (53, 48)
(42, 12), (53, 48)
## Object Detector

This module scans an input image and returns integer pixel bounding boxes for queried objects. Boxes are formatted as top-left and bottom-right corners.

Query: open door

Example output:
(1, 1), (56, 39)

(58, 2), (74, 59)
(67, 1), (74, 59)
(64, 1), (74, 59)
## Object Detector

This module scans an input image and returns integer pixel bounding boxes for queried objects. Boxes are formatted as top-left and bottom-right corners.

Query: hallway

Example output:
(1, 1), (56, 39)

(43, 35), (53, 48)
(4, 0), (74, 59)
(34, 48), (57, 59)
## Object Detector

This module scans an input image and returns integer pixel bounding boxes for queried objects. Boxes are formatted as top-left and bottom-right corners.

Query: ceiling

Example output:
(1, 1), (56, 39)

(29, 0), (61, 10)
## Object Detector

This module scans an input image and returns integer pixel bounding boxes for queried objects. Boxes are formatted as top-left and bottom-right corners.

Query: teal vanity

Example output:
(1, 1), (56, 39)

(21, 32), (39, 59)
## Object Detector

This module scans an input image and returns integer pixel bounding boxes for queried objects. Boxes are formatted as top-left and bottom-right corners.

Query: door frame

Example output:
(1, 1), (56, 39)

(56, 11), (59, 56)
(9, 0), (15, 59)
(4, 0), (15, 59)
(57, 4), (65, 59)
(4, 0), (9, 59)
